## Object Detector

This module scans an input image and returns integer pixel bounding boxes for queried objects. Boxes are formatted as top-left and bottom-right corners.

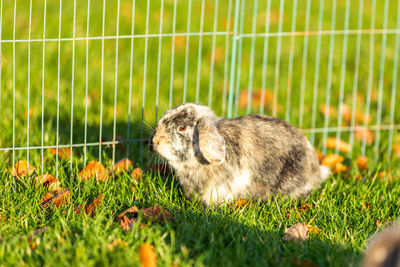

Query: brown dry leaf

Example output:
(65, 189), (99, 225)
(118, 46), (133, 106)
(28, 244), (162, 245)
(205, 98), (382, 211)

(120, 215), (138, 232)
(34, 174), (61, 191)
(26, 108), (34, 118)
(13, 160), (35, 177)
(316, 151), (324, 163)
(325, 137), (351, 153)
(376, 220), (381, 227)
(354, 129), (375, 145)
(113, 158), (132, 174)
(141, 205), (174, 222)
(393, 144), (400, 158)
(173, 35), (186, 49)
(355, 110), (371, 124)
(285, 203), (313, 218)
(107, 238), (128, 251)
(334, 162), (348, 173)
(85, 194), (103, 217)
(307, 225), (321, 235)
(321, 154), (344, 168)
(131, 168), (144, 180)
(118, 206), (140, 220)
(210, 47), (225, 63)
(339, 104), (352, 122)
(139, 243), (157, 267)
(41, 188), (71, 209)
(356, 156), (368, 170)
(238, 89), (273, 108)
(284, 223), (309, 241)
(49, 147), (71, 160)
(320, 104), (337, 118)
(78, 161), (108, 181)
(152, 164), (171, 176)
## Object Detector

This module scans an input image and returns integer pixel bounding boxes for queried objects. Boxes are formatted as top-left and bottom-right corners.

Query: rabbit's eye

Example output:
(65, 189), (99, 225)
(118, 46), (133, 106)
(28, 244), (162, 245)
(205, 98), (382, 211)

(178, 125), (187, 132)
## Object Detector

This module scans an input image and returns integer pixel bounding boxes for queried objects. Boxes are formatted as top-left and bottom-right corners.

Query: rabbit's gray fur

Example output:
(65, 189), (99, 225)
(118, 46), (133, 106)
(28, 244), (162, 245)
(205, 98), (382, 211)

(150, 103), (329, 205)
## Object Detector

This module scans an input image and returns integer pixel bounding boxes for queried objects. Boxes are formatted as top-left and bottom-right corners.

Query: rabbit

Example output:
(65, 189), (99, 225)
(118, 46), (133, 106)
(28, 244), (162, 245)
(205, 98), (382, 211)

(363, 223), (400, 267)
(149, 103), (330, 205)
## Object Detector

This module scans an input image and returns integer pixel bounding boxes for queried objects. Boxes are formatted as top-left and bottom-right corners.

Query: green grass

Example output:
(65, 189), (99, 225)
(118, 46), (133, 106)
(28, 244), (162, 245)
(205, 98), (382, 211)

(0, 0), (400, 266)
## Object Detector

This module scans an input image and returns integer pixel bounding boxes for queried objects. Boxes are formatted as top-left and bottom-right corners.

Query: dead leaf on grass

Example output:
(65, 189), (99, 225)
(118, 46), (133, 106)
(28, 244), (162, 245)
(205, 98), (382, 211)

(307, 225), (321, 234)
(321, 154), (344, 168)
(139, 243), (157, 267)
(356, 156), (368, 170)
(393, 144), (400, 158)
(354, 129), (375, 145)
(238, 89), (274, 108)
(316, 151), (324, 163)
(34, 174), (61, 191)
(320, 104), (337, 118)
(325, 137), (351, 153)
(41, 188), (71, 209)
(13, 160), (35, 178)
(78, 161), (108, 181)
(85, 194), (103, 217)
(49, 147), (71, 160)
(113, 158), (132, 174)
(131, 168), (144, 180)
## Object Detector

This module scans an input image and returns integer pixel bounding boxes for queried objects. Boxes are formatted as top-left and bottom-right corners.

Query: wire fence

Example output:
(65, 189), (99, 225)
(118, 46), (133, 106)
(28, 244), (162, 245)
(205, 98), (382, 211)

(0, 0), (399, 178)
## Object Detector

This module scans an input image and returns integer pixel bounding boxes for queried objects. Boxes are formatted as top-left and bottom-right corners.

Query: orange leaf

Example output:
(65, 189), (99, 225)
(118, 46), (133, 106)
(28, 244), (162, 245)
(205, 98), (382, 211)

(239, 89), (273, 108)
(49, 147), (71, 160)
(393, 144), (400, 158)
(319, 104), (337, 118)
(321, 154), (344, 168)
(141, 205), (174, 222)
(355, 110), (371, 124)
(131, 168), (144, 180)
(139, 243), (157, 267)
(34, 174), (61, 191)
(334, 162), (348, 173)
(13, 160), (35, 178)
(26, 108), (34, 118)
(85, 194), (103, 217)
(339, 104), (352, 122)
(113, 158), (132, 174)
(325, 137), (350, 153)
(41, 188), (71, 208)
(316, 151), (324, 163)
(78, 161), (108, 181)
(118, 206), (140, 220)
(354, 129), (375, 145)
(307, 225), (321, 234)
(356, 156), (368, 170)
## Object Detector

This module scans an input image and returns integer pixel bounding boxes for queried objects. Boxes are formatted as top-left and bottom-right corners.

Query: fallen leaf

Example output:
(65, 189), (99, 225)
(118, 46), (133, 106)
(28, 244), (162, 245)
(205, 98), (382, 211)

(49, 147), (71, 160)
(355, 110), (371, 124)
(141, 205), (174, 222)
(107, 238), (128, 251)
(120, 215), (138, 232)
(173, 35), (186, 49)
(113, 158), (132, 174)
(316, 151), (324, 163)
(285, 203), (313, 218)
(325, 137), (350, 153)
(356, 156), (368, 170)
(152, 164), (171, 176)
(354, 129), (375, 145)
(320, 104), (337, 118)
(292, 258), (316, 267)
(131, 168), (144, 180)
(284, 223), (309, 241)
(393, 144), (400, 158)
(34, 174), (61, 191)
(13, 160), (35, 177)
(78, 161), (108, 181)
(307, 225), (321, 234)
(334, 162), (348, 173)
(232, 199), (247, 208)
(85, 194), (103, 217)
(26, 108), (34, 118)
(209, 47), (225, 63)
(376, 220), (381, 227)
(321, 154), (344, 168)
(139, 243), (157, 267)
(118, 206), (140, 220)
(41, 188), (71, 209)
(339, 104), (352, 122)
(238, 89), (273, 108)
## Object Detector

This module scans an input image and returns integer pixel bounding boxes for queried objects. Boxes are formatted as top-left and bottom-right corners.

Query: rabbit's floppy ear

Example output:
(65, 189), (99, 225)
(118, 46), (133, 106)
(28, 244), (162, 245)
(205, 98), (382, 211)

(195, 118), (226, 165)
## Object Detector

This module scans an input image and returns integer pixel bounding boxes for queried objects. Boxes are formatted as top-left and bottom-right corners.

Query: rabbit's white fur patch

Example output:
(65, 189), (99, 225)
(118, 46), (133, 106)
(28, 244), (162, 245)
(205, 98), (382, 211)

(319, 165), (331, 181)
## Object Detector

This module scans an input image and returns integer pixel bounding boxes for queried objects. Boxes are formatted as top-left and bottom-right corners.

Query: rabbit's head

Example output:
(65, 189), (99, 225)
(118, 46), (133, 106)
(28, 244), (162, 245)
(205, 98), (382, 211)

(150, 104), (226, 167)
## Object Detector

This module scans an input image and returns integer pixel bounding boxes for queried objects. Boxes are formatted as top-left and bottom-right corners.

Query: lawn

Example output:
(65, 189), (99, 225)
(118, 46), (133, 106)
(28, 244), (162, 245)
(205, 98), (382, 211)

(0, 0), (399, 266)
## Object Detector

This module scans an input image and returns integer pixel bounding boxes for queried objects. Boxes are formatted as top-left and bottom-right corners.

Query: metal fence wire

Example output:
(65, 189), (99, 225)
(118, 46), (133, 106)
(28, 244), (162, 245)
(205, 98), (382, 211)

(0, 0), (399, 178)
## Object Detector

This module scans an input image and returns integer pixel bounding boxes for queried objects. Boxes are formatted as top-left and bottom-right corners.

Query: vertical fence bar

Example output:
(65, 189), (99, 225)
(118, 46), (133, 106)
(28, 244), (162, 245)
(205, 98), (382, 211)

(182, 0), (192, 104)
(140, 0), (151, 165)
(0, 0), (2, 115)
(41, 0), (47, 173)
(195, 0), (206, 104)
(298, 0), (311, 128)
(168, 0), (177, 109)
(349, 0), (364, 159)
(260, 0), (271, 115)
(321, 0), (337, 155)
(227, 0), (241, 118)
(112, 0), (121, 166)
(12, 0), (17, 180)
(126, 0), (136, 159)
(285, 0), (298, 122)
(361, 0), (376, 156)
(70, 0), (77, 174)
(310, 0), (324, 146)
(233, 0), (245, 117)
(99, 0), (106, 163)
(221, 0), (233, 115)
(27, 0), (32, 170)
(246, 0), (258, 114)
(154, 0), (163, 122)
(335, 0), (350, 154)
(387, 0), (400, 164)
(208, 0), (219, 108)
(55, 0), (63, 179)
(374, 0), (389, 162)
(272, 0), (285, 117)
(84, 0), (90, 165)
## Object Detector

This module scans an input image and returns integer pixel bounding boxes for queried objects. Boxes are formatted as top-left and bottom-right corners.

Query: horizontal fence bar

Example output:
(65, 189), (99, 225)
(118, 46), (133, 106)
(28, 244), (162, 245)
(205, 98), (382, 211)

(1, 28), (399, 44)
(302, 124), (400, 134)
